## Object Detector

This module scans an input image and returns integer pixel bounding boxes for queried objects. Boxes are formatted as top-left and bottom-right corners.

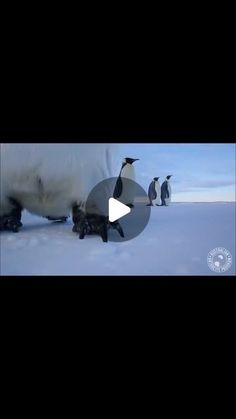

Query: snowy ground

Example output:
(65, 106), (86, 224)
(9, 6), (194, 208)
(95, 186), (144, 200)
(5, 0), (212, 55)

(0, 203), (235, 276)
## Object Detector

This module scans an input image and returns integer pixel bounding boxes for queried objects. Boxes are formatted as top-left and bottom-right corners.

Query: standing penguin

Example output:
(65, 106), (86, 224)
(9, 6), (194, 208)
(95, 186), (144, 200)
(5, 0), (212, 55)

(147, 177), (161, 206)
(113, 157), (139, 207)
(161, 175), (173, 206)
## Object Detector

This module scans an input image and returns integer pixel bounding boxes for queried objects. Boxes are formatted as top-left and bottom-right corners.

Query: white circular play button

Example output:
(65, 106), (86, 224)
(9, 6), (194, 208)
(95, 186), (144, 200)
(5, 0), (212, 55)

(84, 177), (151, 242)
(108, 198), (131, 222)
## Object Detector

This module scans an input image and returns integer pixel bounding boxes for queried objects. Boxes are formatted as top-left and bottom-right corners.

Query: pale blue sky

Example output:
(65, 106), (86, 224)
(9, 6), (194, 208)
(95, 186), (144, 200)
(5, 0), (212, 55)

(117, 143), (236, 202)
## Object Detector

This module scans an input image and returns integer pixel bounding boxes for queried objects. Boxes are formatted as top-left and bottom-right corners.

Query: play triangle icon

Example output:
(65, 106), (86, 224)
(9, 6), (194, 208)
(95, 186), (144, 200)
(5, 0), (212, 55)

(109, 198), (131, 222)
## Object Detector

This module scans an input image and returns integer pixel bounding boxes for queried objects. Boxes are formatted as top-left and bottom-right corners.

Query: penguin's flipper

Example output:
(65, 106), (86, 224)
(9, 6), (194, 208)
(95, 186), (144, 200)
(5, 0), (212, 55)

(113, 176), (123, 199)
(162, 181), (169, 198)
(110, 220), (125, 238)
(152, 184), (157, 200)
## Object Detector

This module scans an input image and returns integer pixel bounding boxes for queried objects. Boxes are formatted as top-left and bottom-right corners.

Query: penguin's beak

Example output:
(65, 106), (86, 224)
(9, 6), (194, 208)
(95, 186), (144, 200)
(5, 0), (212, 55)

(132, 158), (139, 163)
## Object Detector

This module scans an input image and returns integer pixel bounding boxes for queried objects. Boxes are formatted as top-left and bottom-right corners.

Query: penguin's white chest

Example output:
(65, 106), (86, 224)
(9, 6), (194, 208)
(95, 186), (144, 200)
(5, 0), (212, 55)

(154, 182), (161, 203)
(120, 164), (136, 205)
(155, 182), (161, 197)
(121, 164), (135, 181)
(166, 182), (172, 204)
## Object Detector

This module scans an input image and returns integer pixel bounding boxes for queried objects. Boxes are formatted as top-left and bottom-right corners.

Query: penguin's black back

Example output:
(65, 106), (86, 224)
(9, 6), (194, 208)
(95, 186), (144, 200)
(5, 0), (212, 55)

(161, 180), (168, 198)
(148, 181), (157, 200)
(113, 162), (127, 199)
(113, 176), (123, 199)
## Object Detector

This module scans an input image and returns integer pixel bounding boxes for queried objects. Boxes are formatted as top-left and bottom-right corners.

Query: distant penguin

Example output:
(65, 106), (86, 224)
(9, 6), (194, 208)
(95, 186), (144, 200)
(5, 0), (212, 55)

(147, 177), (161, 206)
(161, 175), (172, 206)
(113, 157), (139, 207)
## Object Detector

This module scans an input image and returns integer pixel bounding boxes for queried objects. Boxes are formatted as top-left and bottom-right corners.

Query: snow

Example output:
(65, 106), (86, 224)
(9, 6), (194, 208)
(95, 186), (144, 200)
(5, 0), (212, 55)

(1, 202), (235, 276)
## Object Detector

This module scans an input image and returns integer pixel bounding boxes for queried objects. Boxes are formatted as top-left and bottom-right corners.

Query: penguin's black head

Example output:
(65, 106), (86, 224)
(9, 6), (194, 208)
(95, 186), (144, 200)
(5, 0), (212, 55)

(154, 177), (160, 181)
(124, 157), (139, 165)
(166, 175), (172, 180)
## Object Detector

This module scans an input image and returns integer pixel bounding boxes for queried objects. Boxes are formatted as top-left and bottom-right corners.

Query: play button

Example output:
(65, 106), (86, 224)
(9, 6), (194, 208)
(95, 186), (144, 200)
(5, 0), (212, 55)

(85, 177), (151, 242)
(109, 198), (131, 222)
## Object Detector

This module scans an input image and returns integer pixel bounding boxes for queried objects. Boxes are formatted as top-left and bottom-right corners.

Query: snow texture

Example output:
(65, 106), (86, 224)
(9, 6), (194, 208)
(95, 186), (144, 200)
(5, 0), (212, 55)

(1, 203), (235, 276)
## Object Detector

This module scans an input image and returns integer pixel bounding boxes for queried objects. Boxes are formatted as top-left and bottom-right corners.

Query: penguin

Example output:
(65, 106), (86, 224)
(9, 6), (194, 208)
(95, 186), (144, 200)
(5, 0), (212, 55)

(113, 157), (139, 207)
(161, 175), (173, 206)
(0, 143), (124, 241)
(147, 177), (161, 206)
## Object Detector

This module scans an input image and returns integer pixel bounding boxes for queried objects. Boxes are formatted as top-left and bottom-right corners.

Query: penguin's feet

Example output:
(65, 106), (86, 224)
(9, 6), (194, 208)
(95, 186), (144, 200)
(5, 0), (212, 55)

(0, 215), (23, 233)
(146, 203), (153, 206)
